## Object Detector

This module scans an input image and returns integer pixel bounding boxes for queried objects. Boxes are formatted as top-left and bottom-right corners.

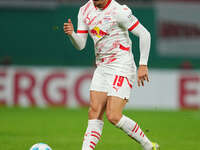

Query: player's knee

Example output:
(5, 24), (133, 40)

(106, 111), (121, 125)
(88, 106), (102, 119)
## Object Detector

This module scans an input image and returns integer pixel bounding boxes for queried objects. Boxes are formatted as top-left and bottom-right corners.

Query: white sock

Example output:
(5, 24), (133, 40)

(116, 115), (153, 150)
(82, 119), (104, 150)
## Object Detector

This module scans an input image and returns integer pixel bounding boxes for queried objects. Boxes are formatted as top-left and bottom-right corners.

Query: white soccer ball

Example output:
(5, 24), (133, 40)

(30, 143), (52, 150)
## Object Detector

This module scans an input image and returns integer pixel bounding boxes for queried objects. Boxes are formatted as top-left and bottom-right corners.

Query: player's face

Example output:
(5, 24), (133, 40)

(93, 0), (107, 8)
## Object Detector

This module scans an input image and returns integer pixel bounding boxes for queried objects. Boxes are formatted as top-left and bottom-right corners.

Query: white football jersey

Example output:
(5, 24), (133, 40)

(77, 0), (140, 79)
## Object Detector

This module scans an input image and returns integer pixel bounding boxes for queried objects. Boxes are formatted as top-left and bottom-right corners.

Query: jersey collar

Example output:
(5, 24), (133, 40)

(92, 0), (112, 11)
(102, 0), (112, 10)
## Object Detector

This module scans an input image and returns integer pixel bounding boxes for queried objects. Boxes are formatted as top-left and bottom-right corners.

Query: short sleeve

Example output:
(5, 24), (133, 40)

(117, 5), (140, 31)
(77, 8), (88, 34)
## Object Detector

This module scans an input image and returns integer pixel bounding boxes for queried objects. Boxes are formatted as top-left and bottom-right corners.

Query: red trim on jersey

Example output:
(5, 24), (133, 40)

(77, 30), (88, 33)
(128, 20), (140, 31)
(107, 58), (117, 64)
(83, 1), (91, 15)
(102, 0), (112, 10)
(119, 44), (130, 51)
(88, 16), (97, 25)
(157, 0), (200, 2)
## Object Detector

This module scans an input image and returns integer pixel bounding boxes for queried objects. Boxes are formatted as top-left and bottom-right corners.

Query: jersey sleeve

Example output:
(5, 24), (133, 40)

(117, 5), (140, 31)
(77, 8), (89, 34)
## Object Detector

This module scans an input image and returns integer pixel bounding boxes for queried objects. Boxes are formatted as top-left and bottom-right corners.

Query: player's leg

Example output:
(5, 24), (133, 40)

(106, 96), (126, 125)
(106, 74), (158, 150)
(106, 96), (154, 150)
(88, 91), (107, 120)
(81, 68), (108, 150)
(82, 91), (107, 150)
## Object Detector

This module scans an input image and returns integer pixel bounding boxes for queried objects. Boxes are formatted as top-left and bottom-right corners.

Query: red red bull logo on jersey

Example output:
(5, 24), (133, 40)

(90, 27), (108, 38)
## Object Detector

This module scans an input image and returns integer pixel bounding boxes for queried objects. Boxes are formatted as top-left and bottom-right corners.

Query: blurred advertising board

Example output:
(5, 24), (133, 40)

(0, 67), (200, 109)
(156, 0), (200, 58)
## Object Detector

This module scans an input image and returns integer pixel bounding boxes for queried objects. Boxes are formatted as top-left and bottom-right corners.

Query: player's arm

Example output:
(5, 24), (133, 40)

(64, 9), (88, 50)
(117, 6), (151, 86)
(130, 23), (151, 66)
(64, 19), (88, 50)
(130, 23), (151, 87)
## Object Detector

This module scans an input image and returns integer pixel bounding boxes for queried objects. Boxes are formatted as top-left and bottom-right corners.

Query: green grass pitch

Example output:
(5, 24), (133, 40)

(0, 107), (200, 150)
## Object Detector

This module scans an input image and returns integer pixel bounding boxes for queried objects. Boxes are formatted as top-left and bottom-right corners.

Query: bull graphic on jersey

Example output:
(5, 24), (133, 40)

(90, 26), (108, 38)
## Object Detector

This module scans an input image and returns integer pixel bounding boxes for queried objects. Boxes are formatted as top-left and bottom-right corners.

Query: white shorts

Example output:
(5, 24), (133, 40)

(90, 67), (135, 100)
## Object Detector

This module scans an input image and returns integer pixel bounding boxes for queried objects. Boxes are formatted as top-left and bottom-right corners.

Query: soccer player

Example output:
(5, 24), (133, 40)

(64, 0), (159, 150)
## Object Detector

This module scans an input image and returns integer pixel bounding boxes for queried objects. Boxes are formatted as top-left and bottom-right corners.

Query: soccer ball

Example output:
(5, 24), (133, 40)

(30, 143), (52, 150)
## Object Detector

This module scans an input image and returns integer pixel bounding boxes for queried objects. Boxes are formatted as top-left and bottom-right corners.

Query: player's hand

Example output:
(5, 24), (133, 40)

(137, 65), (149, 87)
(63, 19), (74, 35)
